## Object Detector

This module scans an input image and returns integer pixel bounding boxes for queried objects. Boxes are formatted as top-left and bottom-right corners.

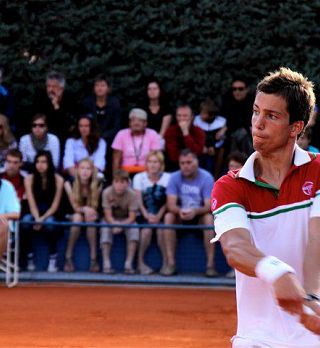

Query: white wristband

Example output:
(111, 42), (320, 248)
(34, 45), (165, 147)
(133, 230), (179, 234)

(255, 256), (295, 285)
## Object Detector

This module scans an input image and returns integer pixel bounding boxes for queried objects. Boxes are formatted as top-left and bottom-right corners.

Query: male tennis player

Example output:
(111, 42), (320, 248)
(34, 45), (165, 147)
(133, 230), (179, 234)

(211, 67), (320, 347)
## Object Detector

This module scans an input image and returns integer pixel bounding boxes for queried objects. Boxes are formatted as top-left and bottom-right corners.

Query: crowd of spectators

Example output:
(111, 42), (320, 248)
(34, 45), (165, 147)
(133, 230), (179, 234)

(0, 70), (319, 277)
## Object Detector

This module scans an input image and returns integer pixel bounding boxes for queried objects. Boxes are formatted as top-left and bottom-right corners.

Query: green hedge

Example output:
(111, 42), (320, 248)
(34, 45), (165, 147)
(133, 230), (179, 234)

(1, 0), (320, 115)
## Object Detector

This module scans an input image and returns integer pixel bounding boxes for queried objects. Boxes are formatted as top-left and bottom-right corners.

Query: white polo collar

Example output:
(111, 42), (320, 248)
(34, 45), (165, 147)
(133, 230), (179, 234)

(238, 144), (312, 183)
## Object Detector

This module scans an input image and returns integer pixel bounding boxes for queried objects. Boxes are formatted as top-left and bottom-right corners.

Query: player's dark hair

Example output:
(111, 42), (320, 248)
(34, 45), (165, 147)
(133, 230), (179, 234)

(257, 67), (315, 126)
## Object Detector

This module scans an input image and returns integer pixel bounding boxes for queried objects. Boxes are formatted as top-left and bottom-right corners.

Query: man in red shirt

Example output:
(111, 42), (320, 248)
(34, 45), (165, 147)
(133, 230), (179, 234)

(0, 149), (25, 201)
(165, 105), (205, 171)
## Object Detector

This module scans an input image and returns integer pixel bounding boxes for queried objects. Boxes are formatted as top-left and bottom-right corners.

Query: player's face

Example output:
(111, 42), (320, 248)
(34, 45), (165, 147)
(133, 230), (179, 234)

(146, 155), (162, 174)
(78, 161), (93, 181)
(5, 155), (22, 176)
(252, 92), (301, 155)
(94, 80), (109, 98)
(179, 154), (198, 177)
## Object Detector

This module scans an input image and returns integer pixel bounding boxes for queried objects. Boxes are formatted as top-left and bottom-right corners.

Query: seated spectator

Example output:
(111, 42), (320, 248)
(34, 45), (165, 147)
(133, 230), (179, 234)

(32, 71), (76, 144)
(81, 74), (121, 184)
(0, 114), (17, 172)
(63, 158), (102, 273)
(0, 178), (20, 259)
(164, 105), (205, 171)
(222, 151), (247, 279)
(19, 113), (60, 172)
(81, 74), (121, 149)
(112, 108), (161, 176)
(20, 151), (64, 272)
(141, 78), (172, 139)
(162, 149), (215, 276)
(227, 151), (248, 172)
(0, 67), (14, 130)
(63, 114), (106, 178)
(297, 127), (319, 153)
(194, 99), (227, 175)
(0, 149), (26, 202)
(132, 150), (170, 275)
(220, 77), (254, 156)
(100, 170), (139, 274)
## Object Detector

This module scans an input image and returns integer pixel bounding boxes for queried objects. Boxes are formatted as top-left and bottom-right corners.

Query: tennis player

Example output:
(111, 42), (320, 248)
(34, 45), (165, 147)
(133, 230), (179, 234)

(211, 67), (320, 347)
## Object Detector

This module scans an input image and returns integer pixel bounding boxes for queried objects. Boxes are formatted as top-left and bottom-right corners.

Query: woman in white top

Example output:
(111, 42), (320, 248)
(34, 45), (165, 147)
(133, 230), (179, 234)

(63, 114), (106, 178)
(19, 113), (60, 172)
(132, 150), (170, 275)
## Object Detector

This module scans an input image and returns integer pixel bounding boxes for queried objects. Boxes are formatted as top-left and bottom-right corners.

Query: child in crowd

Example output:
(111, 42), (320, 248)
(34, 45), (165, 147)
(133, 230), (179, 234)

(21, 150), (64, 272)
(100, 170), (139, 274)
(133, 150), (170, 275)
(193, 99), (227, 175)
(297, 127), (319, 153)
(64, 158), (102, 272)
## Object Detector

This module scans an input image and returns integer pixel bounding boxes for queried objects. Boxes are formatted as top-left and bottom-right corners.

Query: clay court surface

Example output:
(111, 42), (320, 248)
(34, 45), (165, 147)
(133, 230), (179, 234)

(0, 284), (236, 348)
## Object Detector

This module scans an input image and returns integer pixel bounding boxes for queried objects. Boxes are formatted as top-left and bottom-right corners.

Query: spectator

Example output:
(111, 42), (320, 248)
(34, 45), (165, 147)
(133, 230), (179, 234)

(81, 74), (121, 185)
(162, 149), (215, 276)
(20, 151), (64, 272)
(141, 79), (172, 139)
(227, 151), (248, 172)
(0, 178), (20, 259)
(19, 113), (60, 172)
(0, 67), (14, 129)
(112, 108), (161, 176)
(297, 127), (319, 153)
(33, 71), (76, 143)
(164, 105), (205, 171)
(100, 170), (139, 274)
(0, 114), (17, 172)
(220, 77), (255, 155)
(81, 74), (121, 149)
(0, 149), (25, 202)
(133, 150), (170, 275)
(63, 114), (106, 178)
(222, 151), (247, 279)
(194, 99), (227, 175)
(63, 158), (102, 273)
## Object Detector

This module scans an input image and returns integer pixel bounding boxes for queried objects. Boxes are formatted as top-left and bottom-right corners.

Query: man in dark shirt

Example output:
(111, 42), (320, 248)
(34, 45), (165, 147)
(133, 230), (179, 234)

(33, 71), (76, 144)
(81, 74), (121, 183)
(221, 77), (255, 155)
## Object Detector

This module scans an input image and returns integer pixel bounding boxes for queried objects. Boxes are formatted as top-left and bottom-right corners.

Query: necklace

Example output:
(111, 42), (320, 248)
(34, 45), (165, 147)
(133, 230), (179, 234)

(131, 133), (145, 166)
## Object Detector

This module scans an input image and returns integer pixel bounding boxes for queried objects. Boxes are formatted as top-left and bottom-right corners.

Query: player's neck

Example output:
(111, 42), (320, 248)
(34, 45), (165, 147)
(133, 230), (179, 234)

(254, 146), (295, 189)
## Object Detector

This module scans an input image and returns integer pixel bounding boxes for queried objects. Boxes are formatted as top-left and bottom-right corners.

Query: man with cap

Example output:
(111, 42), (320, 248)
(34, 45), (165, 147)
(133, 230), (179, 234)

(112, 108), (161, 176)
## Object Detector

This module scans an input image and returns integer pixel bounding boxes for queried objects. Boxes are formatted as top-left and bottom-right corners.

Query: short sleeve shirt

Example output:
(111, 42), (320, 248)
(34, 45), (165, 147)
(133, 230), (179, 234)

(102, 186), (138, 219)
(0, 179), (20, 214)
(167, 168), (214, 209)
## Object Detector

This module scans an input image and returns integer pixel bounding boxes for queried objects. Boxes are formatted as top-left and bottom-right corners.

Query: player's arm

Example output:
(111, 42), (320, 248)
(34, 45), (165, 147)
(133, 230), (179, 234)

(220, 227), (305, 315)
(304, 217), (320, 295)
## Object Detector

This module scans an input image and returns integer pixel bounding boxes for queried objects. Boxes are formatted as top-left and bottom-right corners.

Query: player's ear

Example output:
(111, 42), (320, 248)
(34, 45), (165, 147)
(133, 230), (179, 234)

(290, 121), (304, 137)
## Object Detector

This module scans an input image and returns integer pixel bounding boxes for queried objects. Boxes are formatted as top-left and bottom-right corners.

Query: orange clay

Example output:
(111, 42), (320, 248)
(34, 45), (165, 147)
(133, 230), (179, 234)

(0, 284), (236, 348)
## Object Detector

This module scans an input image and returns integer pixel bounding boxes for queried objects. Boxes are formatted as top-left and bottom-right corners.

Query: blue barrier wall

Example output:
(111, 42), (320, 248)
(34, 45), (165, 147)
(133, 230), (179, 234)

(30, 228), (230, 275)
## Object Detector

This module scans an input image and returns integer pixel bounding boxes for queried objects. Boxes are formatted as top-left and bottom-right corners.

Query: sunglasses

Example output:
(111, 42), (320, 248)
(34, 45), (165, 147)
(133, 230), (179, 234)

(232, 87), (246, 92)
(32, 123), (46, 128)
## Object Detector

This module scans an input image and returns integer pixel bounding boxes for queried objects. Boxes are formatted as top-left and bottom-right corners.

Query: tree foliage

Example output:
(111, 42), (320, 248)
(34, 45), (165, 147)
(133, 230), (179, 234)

(1, 0), (320, 116)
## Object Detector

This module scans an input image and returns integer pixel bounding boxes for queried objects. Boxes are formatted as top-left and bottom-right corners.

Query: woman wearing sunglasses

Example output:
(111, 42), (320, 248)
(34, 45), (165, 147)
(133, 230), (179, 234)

(19, 113), (60, 173)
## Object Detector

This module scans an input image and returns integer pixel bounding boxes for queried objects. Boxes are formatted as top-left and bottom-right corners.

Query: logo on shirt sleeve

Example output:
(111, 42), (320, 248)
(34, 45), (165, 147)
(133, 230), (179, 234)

(302, 181), (314, 196)
(211, 198), (217, 211)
